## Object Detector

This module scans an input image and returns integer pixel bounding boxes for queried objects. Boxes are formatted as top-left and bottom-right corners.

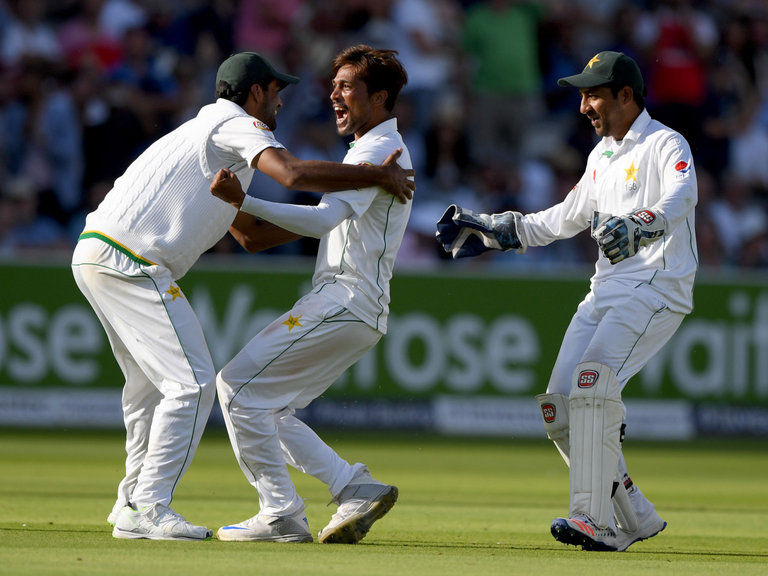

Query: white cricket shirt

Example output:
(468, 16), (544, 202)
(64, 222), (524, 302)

(82, 99), (285, 278)
(519, 109), (698, 313)
(312, 118), (413, 333)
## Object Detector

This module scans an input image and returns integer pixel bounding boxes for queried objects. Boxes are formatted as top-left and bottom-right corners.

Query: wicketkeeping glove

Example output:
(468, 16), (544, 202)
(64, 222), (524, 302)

(435, 204), (525, 259)
(591, 208), (666, 264)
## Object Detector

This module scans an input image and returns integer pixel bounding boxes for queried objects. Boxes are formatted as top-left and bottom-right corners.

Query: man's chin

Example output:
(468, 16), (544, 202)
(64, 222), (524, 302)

(336, 125), (354, 137)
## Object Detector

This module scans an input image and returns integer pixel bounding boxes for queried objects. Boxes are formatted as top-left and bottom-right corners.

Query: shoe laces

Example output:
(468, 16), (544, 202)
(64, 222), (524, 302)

(334, 498), (366, 519)
(251, 509), (307, 526)
(331, 484), (389, 521)
(570, 515), (616, 539)
(144, 504), (195, 530)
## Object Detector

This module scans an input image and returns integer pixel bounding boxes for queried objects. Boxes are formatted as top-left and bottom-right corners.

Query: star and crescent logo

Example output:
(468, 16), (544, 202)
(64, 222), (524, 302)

(165, 284), (183, 301)
(587, 55), (600, 68)
(283, 314), (303, 331)
(624, 162), (639, 182)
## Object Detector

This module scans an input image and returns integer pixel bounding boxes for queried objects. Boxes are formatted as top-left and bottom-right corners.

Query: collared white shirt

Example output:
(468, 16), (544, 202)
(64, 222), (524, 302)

(520, 109), (698, 313)
(83, 99), (284, 279)
(312, 118), (413, 333)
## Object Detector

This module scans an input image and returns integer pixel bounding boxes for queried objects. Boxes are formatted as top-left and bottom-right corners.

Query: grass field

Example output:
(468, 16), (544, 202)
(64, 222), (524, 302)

(0, 428), (766, 576)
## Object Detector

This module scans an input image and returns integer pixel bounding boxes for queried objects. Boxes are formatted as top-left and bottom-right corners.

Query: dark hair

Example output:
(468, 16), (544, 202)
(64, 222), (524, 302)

(214, 79), (270, 107)
(332, 45), (408, 112)
(608, 83), (645, 111)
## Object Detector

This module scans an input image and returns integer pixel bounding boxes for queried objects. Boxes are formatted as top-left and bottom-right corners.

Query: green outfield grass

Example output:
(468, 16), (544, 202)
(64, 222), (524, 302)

(0, 427), (766, 576)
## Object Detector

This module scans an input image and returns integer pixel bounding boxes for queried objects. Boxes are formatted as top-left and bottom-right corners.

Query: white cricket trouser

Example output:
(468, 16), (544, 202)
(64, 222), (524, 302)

(546, 279), (685, 396)
(72, 237), (216, 509)
(217, 291), (381, 516)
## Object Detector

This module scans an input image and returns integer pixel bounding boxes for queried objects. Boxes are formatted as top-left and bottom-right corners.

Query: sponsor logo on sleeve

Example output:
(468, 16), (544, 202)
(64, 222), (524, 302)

(674, 160), (691, 178)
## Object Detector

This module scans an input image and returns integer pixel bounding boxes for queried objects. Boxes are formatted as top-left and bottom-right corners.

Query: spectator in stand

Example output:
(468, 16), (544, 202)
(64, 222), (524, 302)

(691, 168), (726, 270)
(461, 0), (547, 165)
(97, 0), (146, 41)
(422, 95), (471, 193)
(69, 58), (146, 190)
(233, 0), (302, 62)
(538, 12), (588, 120)
(57, 0), (125, 73)
(1, 0), (62, 68)
(0, 56), (83, 225)
(145, 2), (237, 124)
(108, 23), (182, 142)
(633, 0), (718, 144)
(708, 172), (768, 267)
(391, 0), (461, 135)
(0, 176), (69, 254)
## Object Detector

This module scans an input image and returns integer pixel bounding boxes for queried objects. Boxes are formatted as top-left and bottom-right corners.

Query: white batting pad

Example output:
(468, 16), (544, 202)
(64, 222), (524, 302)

(536, 393), (571, 466)
(612, 474), (639, 532)
(568, 362), (623, 529)
(538, 390), (638, 531)
(613, 452), (639, 532)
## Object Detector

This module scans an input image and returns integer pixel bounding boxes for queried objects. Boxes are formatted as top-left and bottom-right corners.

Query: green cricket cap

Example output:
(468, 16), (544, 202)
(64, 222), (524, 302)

(558, 51), (647, 97)
(216, 52), (300, 93)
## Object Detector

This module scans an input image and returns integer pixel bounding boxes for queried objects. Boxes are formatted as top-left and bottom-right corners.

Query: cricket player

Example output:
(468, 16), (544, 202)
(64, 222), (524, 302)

(209, 45), (411, 544)
(71, 51), (414, 541)
(435, 51), (698, 551)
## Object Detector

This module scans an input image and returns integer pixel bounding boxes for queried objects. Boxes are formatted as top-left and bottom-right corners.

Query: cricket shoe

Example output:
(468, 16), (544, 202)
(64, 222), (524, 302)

(550, 515), (618, 551)
(217, 510), (312, 542)
(318, 467), (398, 544)
(107, 500), (125, 526)
(112, 503), (212, 541)
(613, 488), (667, 551)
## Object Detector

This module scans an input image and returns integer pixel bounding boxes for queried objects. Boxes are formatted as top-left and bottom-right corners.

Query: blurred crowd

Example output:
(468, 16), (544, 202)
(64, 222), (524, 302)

(1, 0), (768, 271)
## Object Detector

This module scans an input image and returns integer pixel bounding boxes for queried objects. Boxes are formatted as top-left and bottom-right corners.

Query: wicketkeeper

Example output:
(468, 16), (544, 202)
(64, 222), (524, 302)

(435, 51), (698, 551)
